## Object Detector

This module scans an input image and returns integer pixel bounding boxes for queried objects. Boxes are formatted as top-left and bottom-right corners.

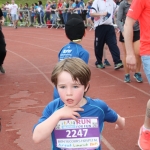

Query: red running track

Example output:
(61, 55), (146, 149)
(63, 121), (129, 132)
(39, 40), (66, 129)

(0, 27), (149, 150)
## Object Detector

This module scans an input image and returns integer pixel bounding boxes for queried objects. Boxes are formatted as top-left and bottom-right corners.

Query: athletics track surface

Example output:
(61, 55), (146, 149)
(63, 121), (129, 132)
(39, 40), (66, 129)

(0, 27), (149, 150)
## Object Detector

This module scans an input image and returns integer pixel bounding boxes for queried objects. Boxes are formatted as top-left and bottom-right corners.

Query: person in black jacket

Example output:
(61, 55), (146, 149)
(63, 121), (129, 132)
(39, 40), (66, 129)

(0, 8), (6, 73)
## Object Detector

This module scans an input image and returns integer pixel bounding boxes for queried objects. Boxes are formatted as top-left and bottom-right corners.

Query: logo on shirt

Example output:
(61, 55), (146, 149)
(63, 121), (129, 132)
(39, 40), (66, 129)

(62, 50), (72, 53)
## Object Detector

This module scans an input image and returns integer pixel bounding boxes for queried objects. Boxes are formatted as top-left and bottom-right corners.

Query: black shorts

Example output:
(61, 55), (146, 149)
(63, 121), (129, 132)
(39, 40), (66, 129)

(119, 30), (140, 43)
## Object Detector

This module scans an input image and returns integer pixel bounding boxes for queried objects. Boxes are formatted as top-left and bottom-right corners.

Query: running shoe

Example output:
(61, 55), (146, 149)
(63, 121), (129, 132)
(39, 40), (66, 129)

(0, 65), (5, 73)
(114, 62), (123, 70)
(138, 126), (150, 150)
(134, 73), (143, 83)
(104, 59), (111, 66)
(96, 63), (105, 69)
(124, 74), (130, 83)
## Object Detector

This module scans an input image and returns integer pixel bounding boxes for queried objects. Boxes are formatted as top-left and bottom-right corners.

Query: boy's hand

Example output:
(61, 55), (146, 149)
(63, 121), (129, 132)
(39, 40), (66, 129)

(57, 105), (84, 122)
(115, 117), (125, 130)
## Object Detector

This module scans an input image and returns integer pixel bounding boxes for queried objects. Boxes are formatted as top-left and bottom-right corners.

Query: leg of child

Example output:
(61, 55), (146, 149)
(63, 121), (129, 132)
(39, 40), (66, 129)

(103, 44), (111, 66)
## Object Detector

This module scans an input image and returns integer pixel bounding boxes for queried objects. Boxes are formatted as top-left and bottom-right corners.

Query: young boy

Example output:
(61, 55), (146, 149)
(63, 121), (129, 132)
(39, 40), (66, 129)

(33, 58), (125, 150)
(53, 14), (89, 99)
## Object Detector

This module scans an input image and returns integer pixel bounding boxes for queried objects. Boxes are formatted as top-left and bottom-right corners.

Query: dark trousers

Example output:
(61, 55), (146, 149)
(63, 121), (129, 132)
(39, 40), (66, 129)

(0, 45), (6, 65)
(94, 25), (122, 65)
(0, 31), (6, 65)
(37, 13), (44, 25)
(59, 13), (64, 25)
(45, 12), (51, 22)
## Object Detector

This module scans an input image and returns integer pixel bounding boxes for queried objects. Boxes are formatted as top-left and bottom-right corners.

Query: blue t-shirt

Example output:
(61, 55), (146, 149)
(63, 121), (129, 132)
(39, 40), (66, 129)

(53, 42), (89, 99)
(33, 97), (118, 150)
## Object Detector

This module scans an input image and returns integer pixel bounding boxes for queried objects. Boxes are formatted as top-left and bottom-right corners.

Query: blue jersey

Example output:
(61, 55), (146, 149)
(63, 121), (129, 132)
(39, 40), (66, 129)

(58, 42), (89, 63)
(33, 97), (118, 150)
(53, 42), (89, 99)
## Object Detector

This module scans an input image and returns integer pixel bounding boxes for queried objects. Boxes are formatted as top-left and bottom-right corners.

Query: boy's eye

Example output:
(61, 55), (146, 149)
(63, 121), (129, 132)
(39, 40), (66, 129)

(73, 86), (78, 88)
(60, 86), (65, 89)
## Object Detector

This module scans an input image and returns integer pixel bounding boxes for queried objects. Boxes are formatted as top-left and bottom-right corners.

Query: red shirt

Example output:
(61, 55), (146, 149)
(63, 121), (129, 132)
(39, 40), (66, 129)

(127, 0), (150, 56)
(58, 3), (62, 14)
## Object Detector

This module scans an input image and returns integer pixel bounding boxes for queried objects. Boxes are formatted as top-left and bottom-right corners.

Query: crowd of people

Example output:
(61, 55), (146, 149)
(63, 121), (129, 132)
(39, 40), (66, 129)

(0, 0), (150, 149)
(1, 0), (94, 28)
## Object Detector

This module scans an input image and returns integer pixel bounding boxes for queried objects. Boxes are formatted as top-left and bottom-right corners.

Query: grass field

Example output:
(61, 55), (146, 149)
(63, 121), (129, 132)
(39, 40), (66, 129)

(0, 0), (47, 7)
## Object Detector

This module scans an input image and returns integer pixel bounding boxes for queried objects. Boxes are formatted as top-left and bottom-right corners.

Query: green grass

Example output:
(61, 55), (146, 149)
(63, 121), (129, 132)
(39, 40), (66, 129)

(0, 0), (46, 7)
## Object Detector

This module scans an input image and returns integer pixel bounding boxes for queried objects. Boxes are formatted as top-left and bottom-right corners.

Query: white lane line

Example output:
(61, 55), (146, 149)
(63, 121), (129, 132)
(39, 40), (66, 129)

(89, 64), (150, 97)
(6, 39), (58, 53)
(7, 49), (54, 88)
(4, 29), (94, 41)
(2, 106), (45, 112)
(105, 96), (136, 101)
(6, 128), (20, 132)
(125, 115), (144, 119)
(101, 136), (115, 150)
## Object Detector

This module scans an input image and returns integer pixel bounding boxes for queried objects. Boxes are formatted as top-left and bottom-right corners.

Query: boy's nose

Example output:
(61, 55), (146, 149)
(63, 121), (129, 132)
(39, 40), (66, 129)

(66, 88), (73, 96)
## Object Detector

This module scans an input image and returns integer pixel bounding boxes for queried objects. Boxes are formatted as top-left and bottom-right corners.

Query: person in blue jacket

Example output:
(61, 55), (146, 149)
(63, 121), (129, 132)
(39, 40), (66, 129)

(33, 58), (125, 150)
(53, 14), (89, 99)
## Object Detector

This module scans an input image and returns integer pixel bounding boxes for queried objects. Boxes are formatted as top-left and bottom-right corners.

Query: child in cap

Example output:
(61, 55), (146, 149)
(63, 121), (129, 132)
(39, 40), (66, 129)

(33, 58), (125, 150)
(53, 14), (89, 99)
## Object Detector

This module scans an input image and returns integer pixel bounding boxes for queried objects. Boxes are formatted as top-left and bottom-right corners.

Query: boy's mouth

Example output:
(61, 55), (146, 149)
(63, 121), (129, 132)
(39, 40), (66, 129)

(66, 99), (74, 104)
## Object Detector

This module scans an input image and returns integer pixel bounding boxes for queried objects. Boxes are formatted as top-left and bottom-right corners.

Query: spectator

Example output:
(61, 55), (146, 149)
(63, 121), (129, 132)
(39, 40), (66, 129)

(37, 1), (45, 25)
(9, 0), (18, 29)
(51, 1), (57, 26)
(45, 1), (51, 22)
(57, 0), (64, 26)
(18, 4), (23, 24)
(90, 0), (123, 70)
(1, 4), (7, 21)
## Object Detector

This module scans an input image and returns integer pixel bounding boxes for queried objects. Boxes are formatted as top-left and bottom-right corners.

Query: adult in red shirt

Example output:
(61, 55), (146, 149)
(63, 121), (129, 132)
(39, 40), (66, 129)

(124, 0), (150, 149)
(57, 0), (64, 26)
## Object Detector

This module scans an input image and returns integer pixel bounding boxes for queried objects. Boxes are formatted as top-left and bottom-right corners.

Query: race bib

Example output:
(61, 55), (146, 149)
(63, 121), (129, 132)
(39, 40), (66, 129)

(54, 117), (100, 150)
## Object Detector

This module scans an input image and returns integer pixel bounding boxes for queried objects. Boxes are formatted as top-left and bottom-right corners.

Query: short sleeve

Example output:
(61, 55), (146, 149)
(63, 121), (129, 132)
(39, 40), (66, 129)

(72, 3), (76, 8)
(79, 50), (89, 64)
(90, 0), (98, 13)
(127, 0), (146, 20)
(98, 100), (118, 123)
(33, 103), (53, 131)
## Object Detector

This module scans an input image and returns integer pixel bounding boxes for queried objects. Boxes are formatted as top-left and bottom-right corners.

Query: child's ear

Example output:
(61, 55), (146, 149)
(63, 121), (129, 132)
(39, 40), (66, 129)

(84, 82), (90, 93)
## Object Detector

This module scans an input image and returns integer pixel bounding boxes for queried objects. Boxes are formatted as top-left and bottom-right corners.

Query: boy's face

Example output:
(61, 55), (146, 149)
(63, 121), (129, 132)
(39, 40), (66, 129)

(57, 71), (87, 107)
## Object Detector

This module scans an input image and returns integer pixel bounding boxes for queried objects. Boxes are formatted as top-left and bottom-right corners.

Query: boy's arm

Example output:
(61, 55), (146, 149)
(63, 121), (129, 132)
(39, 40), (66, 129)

(33, 111), (60, 143)
(33, 105), (84, 143)
(115, 114), (125, 130)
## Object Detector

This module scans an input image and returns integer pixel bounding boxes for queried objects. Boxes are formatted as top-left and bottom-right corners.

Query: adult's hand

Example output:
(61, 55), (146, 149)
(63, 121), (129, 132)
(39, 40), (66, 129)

(126, 54), (136, 72)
